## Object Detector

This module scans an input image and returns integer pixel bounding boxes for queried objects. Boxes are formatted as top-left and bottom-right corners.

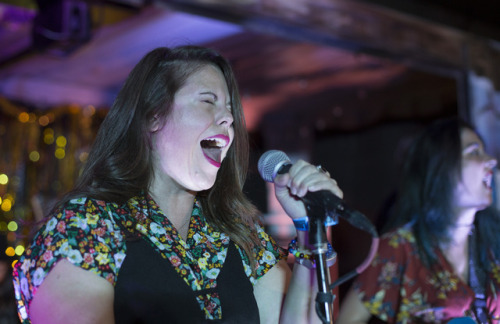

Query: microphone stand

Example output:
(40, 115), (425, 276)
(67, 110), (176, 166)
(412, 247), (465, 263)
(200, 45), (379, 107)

(301, 189), (379, 323)
(304, 197), (335, 324)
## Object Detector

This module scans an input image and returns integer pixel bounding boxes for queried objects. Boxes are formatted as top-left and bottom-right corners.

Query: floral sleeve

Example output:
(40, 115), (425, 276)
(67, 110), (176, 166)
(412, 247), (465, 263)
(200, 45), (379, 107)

(353, 227), (484, 323)
(12, 198), (126, 322)
(352, 228), (411, 323)
(238, 222), (287, 284)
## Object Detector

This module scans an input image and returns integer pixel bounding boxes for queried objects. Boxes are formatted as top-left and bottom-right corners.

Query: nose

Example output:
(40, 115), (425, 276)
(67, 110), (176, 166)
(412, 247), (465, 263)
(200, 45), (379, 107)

(217, 107), (234, 128)
(485, 154), (497, 169)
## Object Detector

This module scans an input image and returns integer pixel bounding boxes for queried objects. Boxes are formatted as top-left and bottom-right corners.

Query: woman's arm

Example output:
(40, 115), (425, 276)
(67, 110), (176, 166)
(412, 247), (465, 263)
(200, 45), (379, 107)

(336, 286), (372, 324)
(254, 230), (324, 324)
(29, 259), (115, 324)
(278, 230), (323, 324)
(254, 256), (323, 324)
(253, 258), (291, 324)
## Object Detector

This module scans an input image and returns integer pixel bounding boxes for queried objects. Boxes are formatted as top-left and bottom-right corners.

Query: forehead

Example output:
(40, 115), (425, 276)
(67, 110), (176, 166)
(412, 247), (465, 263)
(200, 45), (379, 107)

(182, 64), (227, 90)
(460, 127), (482, 148)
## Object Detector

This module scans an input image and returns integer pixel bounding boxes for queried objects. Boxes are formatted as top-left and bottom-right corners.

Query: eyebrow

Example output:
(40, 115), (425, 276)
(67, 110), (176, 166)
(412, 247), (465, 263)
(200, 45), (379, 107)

(463, 142), (481, 152)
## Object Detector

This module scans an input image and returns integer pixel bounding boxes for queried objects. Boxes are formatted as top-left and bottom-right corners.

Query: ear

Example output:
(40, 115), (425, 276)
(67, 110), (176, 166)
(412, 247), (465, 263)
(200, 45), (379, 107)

(150, 115), (161, 132)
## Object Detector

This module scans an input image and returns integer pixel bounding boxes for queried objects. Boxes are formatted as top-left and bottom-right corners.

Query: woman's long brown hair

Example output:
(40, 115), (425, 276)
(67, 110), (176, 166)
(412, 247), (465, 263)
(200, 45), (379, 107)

(57, 46), (261, 267)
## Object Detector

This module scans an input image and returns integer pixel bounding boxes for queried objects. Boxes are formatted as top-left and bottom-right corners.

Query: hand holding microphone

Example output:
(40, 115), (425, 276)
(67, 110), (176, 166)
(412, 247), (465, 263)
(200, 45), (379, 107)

(258, 150), (343, 221)
(259, 150), (379, 294)
(258, 150), (378, 238)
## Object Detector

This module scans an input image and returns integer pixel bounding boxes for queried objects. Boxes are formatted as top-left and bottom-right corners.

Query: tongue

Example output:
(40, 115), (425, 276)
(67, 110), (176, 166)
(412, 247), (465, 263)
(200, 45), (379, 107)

(202, 147), (222, 163)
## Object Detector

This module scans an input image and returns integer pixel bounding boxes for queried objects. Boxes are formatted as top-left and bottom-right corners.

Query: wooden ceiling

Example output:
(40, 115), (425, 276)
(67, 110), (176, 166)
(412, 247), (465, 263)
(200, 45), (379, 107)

(0, 0), (498, 134)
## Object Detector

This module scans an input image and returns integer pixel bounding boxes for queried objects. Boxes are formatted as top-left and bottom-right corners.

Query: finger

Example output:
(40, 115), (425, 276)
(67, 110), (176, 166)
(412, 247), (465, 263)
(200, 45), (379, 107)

(273, 172), (291, 188)
(288, 163), (330, 194)
(309, 179), (343, 198)
(295, 176), (342, 198)
(289, 163), (343, 198)
(287, 162), (318, 195)
(315, 164), (330, 177)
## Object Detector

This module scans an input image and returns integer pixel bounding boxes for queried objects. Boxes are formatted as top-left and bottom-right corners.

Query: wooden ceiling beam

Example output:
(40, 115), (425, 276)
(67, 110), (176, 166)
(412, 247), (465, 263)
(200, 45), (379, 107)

(161, 0), (500, 86)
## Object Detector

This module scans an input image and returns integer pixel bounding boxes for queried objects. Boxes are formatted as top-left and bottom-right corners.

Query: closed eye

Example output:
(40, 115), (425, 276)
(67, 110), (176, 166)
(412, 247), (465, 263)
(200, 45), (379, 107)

(466, 147), (480, 155)
(471, 149), (481, 156)
(200, 91), (217, 105)
(463, 143), (484, 157)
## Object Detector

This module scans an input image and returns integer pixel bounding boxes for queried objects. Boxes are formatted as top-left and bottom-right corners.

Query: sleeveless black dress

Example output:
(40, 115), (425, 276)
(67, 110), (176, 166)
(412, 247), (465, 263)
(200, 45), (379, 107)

(114, 236), (260, 323)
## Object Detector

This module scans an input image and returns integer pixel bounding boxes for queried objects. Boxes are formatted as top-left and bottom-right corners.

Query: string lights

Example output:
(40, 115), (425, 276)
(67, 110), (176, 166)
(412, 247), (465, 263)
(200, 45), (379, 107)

(0, 96), (107, 267)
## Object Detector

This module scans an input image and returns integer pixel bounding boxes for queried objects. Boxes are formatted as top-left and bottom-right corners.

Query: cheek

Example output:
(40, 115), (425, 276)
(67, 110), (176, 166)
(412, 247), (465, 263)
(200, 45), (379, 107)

(454, 182), (465, 199)
(156, 120), (193, 151)
(457, 167), (484, 198)
(152, 128), (183, 167)
(229, 128), (235, 145)
(463, 166), (483, 185)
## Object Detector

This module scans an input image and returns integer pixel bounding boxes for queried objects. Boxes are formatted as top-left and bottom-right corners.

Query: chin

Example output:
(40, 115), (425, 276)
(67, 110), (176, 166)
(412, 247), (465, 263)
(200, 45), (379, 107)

(195, 179), (217, 192)
(198, 185), (215, 192)
(477, 200), (493, 211)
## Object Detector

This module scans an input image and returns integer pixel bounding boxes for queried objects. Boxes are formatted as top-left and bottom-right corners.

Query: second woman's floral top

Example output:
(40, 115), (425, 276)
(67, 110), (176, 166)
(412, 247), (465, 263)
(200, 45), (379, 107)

(353, 226), (500, 323)
(12, 195), (286, 323)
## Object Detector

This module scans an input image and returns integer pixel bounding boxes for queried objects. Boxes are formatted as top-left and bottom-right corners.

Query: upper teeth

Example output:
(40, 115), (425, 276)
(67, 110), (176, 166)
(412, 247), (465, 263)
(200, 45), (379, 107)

(205, 137), (226, 148)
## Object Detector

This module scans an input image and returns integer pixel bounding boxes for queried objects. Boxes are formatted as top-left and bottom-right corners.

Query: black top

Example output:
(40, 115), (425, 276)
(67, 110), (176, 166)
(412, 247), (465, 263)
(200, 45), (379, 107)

(114, 236), (260, 323)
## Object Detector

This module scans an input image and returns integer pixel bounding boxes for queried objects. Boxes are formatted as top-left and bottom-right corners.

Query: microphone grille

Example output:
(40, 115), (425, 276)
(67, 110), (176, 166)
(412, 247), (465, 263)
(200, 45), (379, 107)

(257, 150), (290, 182)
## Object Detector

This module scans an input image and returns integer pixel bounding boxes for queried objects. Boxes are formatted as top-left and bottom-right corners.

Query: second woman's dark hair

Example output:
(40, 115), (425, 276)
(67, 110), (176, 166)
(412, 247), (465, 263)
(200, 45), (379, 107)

(389, 117), (500, 270)
(390, 117), (469, 266)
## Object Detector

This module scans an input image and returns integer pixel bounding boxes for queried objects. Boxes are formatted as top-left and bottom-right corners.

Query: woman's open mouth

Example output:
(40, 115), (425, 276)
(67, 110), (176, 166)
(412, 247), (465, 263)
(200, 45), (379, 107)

(200, 134), (229, 168)
(483, 171), (493, 189)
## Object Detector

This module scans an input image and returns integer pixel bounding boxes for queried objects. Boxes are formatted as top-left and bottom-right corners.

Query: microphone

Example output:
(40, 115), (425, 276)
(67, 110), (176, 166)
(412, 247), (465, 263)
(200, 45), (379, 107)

(258, 150), (293, 183)
(258, 149), (343, 215)
(258, 150), (380, 293)
(257, 150), (378, 238)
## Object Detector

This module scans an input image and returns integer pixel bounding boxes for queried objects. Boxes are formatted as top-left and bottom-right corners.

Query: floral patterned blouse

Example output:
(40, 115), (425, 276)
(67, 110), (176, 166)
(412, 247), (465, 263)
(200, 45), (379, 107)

(353, 226), (500, 323)
(12, 195), (286, 323)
